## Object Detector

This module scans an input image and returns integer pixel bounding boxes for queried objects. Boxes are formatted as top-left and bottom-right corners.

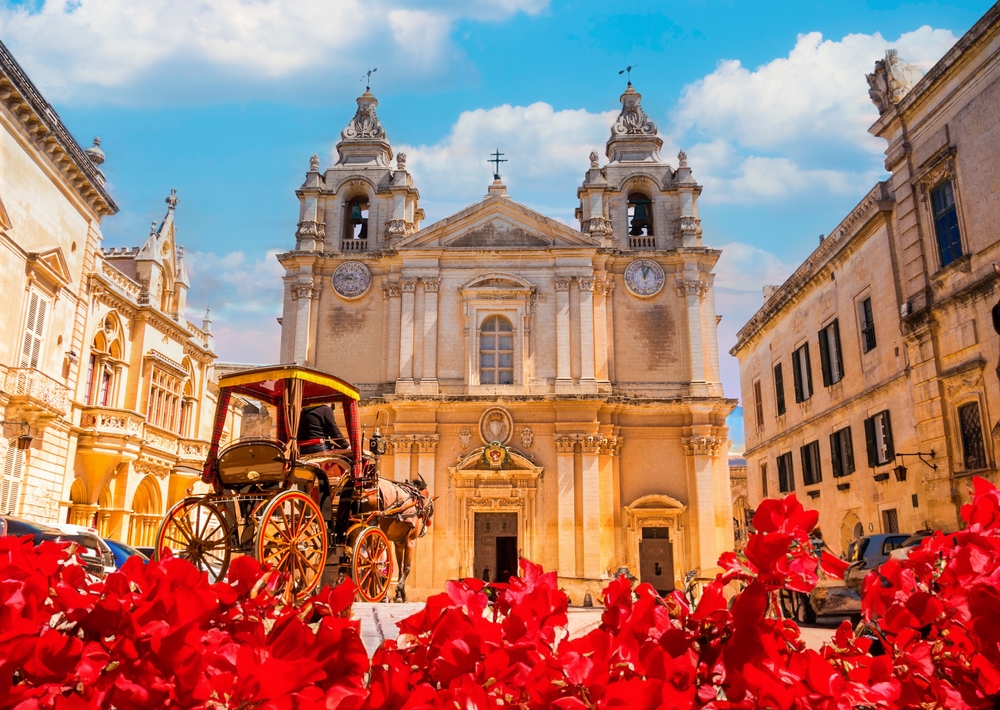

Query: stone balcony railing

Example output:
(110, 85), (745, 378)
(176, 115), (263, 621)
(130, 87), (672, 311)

(79, 406), (144, 436)
(99, 261), (142, 302)
(342, 238), (368, 252)
(4, 367), (70, 419)
(628, 235), (657, 249)
(177, 437), (210, 463)
(142, 423), (179, 455)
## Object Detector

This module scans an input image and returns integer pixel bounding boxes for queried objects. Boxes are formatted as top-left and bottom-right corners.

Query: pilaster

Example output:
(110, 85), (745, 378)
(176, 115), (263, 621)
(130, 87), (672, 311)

(579, 434), (601, 578)
(421, 278), (440, 393)
(554, 277), (572, 392)
(383, 281), (401, 382)
(291, 281), (320, 365)
(676, 278), (708, 392)
(683, 433), (723, 571)
(554, 434), (577, 576)
(397, 278), (417, 390)
(578, 277), (597, 389)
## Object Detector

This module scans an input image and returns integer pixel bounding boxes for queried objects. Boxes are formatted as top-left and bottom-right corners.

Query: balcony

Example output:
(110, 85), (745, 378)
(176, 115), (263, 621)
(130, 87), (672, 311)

(4, 367), (70, 422)
(341, 238), (368, 252)
(177, 437), (210, 464)
(79, 406), (144, 436)
(143, 423), (179, 455)
(628, 235), (657, 249)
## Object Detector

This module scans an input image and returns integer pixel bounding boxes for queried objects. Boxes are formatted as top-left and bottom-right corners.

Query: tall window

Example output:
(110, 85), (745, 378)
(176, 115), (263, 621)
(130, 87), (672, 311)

(20, 290), (48, 369)
(344, 196), (369, 241)
(777, 452), (794, 493)
(958, 402), (986, 471)
(830, 427), (855, 478)
(773, 363), (786, 416)
(859, 297), (876, 353)
(931, 180), (962, 267)
(801, 441), (822, 486)
(760, 462), (769, 498)
(479, 316), (514, 385)
(792, 343), (813, 402)
(818, 320), (844, 386)
(864, 410), (895, 466)
(147, 368), (182, 431)
(626, 192), (653, 237)
(753, 380), (764, 429)
(0, 445), (24, 515)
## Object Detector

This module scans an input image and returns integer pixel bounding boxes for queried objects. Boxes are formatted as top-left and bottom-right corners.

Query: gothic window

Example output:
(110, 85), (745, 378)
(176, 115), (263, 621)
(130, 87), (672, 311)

(85, 315), (123, 407)
(792, 343), (813, 402)
(800, 441), (822, 486)
(344, 196), (369, 241)
(777, 452), (794, 493)
(479, 315), (514, 385)
(958, 401), (986, 471)
(0, 445), (24, 515)
(931, 180), (962, 268)
(179, 361), (196, 438)
(818, 319), (843, 386)
(147, 367), (182, 431)
(830, 426), (855, 478)
(864, 410), (895, 466)
(859, 297), (876, 353)
(627, 192), (653, 237)
(20, 290), (49, 369)
(773, 362), (786, 416)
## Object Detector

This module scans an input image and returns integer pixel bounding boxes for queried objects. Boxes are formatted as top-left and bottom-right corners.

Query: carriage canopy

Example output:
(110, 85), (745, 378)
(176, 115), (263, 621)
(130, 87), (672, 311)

(203, 365), (362, 488)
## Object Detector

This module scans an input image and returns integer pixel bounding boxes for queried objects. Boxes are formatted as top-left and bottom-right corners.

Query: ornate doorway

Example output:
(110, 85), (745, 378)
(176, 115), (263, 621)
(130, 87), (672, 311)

(474, 512), (518, 582)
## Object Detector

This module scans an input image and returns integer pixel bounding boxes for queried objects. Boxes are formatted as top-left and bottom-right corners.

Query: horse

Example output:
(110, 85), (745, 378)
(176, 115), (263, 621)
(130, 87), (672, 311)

(376, 475), (435, 602)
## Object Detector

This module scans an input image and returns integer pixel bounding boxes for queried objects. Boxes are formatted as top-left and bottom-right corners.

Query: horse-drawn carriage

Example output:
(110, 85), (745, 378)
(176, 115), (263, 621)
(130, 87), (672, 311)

(154, 366), (432, 602)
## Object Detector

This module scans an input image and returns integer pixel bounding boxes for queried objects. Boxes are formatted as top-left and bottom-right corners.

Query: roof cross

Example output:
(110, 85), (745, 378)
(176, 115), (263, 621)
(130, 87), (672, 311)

(489, 149), (507, 180)
(361, 67), (377, 92)
(618, 64), (638, 86)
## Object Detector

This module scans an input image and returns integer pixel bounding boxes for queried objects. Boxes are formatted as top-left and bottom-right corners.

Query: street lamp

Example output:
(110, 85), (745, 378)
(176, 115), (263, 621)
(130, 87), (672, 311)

(892, 450), (937, 482)
(1, 420), (32, 450)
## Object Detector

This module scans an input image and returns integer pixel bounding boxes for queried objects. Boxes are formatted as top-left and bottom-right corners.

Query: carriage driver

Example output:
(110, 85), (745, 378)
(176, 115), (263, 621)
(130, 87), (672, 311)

(296, 403), (349, 455)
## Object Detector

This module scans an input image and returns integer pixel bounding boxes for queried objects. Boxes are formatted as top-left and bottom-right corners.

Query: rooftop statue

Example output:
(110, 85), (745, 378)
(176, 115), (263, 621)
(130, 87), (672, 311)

(867, 49), (923, 114)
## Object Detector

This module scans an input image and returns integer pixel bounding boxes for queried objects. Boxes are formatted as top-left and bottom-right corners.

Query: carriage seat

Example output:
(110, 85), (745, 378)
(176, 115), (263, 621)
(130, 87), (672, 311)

(217, 438), (325, 488)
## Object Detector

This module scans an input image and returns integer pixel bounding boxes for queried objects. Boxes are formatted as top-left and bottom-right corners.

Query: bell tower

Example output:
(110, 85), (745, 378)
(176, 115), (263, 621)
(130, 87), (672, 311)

(576, 82), (703, 249)
(292, 90), (423, 255)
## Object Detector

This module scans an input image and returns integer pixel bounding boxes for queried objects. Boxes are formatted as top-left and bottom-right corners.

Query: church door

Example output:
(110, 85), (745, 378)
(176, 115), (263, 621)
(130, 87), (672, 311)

(474, 512), (518, 583)
(639, 527), (674, 595)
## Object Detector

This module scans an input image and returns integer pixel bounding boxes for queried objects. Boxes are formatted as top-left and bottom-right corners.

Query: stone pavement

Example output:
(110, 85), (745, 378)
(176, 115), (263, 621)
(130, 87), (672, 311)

(352, 603), (838, 655)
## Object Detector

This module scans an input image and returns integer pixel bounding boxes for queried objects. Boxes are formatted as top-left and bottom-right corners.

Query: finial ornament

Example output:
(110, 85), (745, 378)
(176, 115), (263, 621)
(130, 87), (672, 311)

(618, 64), (638, 86)
(611, 84), (656, 137)
(489, 149), (507, 180)
(84, 136), (105, 166)
(361, 66), (377, 92)
(678, 150), (688, 168)
(309, 154), (320, 172)
(149, 220), (157, 236)
(165, 188), (179, 210)
(343, 91), (384, 140)
(396, 152), (407, 170)
(589, 150), (599, 168)
(867, 49), (923, 114)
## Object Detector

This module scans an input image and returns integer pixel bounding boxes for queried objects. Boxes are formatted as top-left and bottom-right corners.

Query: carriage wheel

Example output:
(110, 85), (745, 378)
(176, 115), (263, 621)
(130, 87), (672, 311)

(154, 498), (231, 582)
(255, 490), (328, 601)
(348, 525), (393, 602)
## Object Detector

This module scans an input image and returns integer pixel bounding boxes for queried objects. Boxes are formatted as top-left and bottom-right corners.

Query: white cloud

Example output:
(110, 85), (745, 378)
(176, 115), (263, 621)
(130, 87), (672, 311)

(674, 26), (958, 153)
(183, 248), (285, 364)
(395, 102), (620, 223)
(0, 0), (547, 103)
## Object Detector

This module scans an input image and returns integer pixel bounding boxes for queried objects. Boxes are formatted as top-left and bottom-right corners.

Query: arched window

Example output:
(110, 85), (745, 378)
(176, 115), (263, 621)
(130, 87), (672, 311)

(86, 314), (124, 407)
(479, 315), (514, 385)
(179, 360), (196, 438)
(627, 192), (653, 237)
(344, 196), (369, 241)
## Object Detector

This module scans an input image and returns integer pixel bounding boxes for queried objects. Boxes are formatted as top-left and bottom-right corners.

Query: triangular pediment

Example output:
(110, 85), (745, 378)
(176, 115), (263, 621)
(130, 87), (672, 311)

(396, 195), (600, 250)
(26, 246), (72, 289)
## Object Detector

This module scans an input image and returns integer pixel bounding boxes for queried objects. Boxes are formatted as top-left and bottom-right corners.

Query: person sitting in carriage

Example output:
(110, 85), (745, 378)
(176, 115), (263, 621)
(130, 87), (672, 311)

(296, 403), (349, 455)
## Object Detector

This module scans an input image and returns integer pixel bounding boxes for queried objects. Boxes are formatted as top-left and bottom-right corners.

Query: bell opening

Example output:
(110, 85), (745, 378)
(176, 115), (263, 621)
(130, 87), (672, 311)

(345, 197), (369, 240)
(627, 193), (653, 237)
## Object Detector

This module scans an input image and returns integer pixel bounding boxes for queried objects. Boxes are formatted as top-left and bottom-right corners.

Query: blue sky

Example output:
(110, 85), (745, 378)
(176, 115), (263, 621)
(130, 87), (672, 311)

(1, 0), (993, 452)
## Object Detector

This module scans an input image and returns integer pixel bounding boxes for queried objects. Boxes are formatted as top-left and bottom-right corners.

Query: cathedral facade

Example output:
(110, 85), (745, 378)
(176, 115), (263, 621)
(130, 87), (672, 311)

(277, 85), (735, 601)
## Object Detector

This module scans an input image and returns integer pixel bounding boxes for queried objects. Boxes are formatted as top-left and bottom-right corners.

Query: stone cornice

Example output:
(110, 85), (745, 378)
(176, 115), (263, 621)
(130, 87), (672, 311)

(732, 181), (893, 356)
(0, 39), (117, 217)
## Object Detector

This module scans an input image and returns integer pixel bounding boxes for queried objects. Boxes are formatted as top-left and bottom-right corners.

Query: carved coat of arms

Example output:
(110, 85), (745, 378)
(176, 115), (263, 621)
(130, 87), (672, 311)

(481, 441), (511, 470)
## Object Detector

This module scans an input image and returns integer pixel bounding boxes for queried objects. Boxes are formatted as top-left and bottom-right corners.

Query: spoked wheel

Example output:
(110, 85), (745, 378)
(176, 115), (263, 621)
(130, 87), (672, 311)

(347, 524), (393, 602)
(255, 490), (328, 601)
(154, 498), (231, 582)
(779, 589), (816, 624)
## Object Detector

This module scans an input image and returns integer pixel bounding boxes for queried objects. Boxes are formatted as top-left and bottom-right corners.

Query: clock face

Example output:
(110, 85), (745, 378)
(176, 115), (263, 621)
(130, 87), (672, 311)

(332, 261), (372, 299)
(624, 259), (664, 297)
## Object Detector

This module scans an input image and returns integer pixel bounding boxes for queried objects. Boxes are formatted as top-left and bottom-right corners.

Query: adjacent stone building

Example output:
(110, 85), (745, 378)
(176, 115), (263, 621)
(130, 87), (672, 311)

(732, 5), (1000, 553)
(278, 83), (736, 601)
(0, 38), (237, 540)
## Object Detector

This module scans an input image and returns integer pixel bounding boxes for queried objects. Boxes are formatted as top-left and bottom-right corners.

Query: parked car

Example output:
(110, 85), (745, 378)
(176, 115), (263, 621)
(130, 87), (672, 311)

(887, 531), (933, 561)
(135, 546), (156, 559)
(0, 515), (64, 545)
(48, 523), (117, 577)
(843, 533), (912, 590)
(103, 538), (149, 568)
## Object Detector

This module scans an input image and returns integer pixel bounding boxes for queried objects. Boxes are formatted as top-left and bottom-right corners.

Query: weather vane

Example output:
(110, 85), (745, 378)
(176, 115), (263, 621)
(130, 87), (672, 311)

(361, 66), (377, 92)
(489, 149), (507, 180)
(618, 64), (638, 86)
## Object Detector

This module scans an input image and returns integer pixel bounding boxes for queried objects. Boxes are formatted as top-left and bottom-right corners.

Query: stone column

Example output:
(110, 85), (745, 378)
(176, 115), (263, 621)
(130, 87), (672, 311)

(677, 278), (707, 385)
(578, 277), (597, 388)
(389, 435), (413, 482)
(605, 279), (616, 382)
(554, 278), (572, 391)
(555, 435), (577, 577)
(384, 282), (401, 383)
(684, 433), (722, 572)
(413, 434), (439, 591)
(593, 280), (610, 383)
(397, 278), (417, 388)
(291, 282), (319, 365)
(580, 434), (601, 578)
(599, 435), (622, 572)
(422, 278), (440, 391)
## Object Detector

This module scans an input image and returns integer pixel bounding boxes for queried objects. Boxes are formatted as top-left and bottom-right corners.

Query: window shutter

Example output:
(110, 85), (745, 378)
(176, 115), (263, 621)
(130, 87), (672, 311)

(792, 352), (803, 402)
(832, 320), (843, 379)
(0, 446), (23, 515)
(864, 417), (877, 467)
(802, 344), (812, 397)
(812, 442), (822, 483)
(818, 329), (831, 387)
(800, 446), (809, 485)
(774, 364), (785, 415)
(830, 432), (841, 477)
(844, 426), (855, 473)
(882, 410), (895, 460)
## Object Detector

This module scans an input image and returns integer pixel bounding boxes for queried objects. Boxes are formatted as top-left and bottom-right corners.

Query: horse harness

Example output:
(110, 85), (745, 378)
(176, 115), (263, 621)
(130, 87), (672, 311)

(381, 480), (432, 537)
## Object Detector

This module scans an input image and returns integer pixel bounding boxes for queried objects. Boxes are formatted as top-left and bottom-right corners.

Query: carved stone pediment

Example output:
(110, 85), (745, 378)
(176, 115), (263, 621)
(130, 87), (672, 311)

(448, 218), (549, 248)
